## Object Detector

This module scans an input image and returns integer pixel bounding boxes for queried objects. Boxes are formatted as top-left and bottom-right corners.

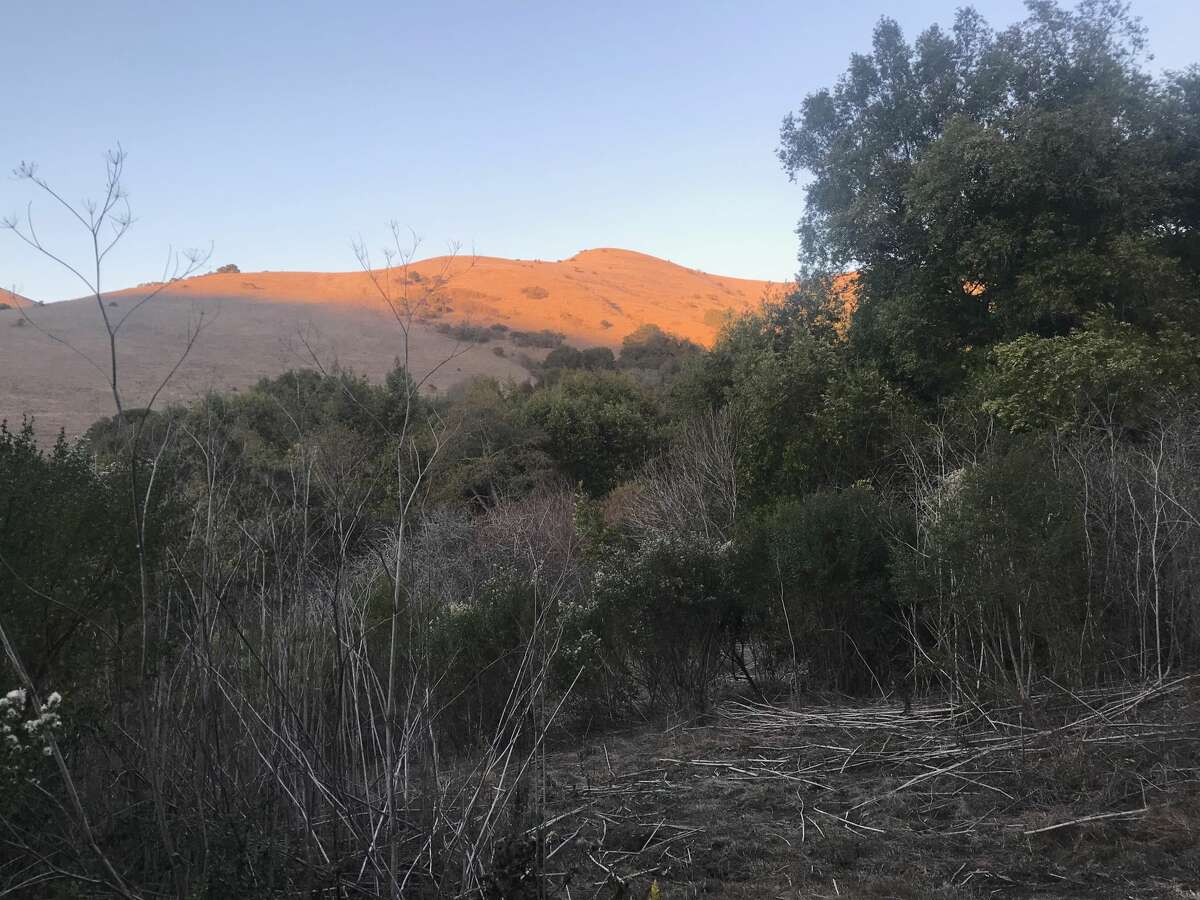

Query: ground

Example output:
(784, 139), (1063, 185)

(535, 679), (1200, 899)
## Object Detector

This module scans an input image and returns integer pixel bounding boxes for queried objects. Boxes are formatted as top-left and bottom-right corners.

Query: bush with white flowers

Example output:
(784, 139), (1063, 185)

(1, 688), (63, 785)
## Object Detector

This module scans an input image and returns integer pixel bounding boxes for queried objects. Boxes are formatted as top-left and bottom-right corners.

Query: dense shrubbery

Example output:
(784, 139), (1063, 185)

(3, 2), (1200, 895)
(540, 344), (616, 375)
(509, 328), (565, 348)
(0, 422), (152, 691)
(435, 320), (494, 342)
(523, 370), (662, 495)
(617, 324), (701, 384)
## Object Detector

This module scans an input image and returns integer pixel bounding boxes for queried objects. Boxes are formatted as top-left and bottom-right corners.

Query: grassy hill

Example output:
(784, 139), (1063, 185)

(0, 248), (785, 438)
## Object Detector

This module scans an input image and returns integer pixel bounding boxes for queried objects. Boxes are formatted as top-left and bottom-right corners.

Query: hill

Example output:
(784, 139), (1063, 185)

(0, 287), (35, 309)
(0, 249), (786, 438)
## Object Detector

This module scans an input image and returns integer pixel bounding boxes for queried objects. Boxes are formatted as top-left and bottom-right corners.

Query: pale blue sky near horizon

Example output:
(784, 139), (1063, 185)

(2, 0), (1196, 302)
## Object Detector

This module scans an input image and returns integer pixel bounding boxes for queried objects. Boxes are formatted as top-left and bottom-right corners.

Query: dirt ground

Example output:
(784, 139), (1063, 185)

(536, 679), (1200, 898)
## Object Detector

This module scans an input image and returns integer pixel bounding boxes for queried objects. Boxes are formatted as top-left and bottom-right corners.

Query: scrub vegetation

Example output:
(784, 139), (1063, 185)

(3, 2), (1200, 896)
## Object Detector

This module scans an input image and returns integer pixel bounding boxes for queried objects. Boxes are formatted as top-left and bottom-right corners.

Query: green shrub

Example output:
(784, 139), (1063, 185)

(542, 345), (615, 375)
(435, 321), (492, 343)
(523, 371), (660, 496)
(983, 315), (1200, 432)
(589, 533), (737, 712)
(745, 485), (894, 694)
(891, 441), (1090, 692)
(510, 329), (565, 349)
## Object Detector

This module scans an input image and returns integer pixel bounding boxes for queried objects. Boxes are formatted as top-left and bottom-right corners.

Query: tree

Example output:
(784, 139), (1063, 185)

(617, 324), (702, 384)
(982, 313), (1200, 433)
(779, 2), (1200, 397)
(539, 344), (616, 383)
(432, 378), (555, 506)
(672, 298), (912, 500)
(524, 370), (660, 495)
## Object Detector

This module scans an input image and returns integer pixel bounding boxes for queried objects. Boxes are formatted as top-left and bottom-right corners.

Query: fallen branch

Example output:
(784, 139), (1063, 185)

(1023, 807), (1148, 835)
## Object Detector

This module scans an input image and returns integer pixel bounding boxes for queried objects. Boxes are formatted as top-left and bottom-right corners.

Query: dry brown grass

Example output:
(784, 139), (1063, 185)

(0, 292), (534, 439)
(0, 249), (787, 440)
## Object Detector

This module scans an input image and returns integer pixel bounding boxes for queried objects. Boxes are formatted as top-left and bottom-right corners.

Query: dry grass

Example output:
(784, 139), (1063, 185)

(1, 248), (786, 439)
(533, 678), (1200, 898)
(0, 293), (533, 439)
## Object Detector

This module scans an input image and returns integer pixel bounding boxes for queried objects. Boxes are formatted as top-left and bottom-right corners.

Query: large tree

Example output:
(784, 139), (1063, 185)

(779, 0), (1200, 397)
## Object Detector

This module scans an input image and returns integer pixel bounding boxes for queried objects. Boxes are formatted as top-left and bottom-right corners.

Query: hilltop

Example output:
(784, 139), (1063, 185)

(0, 249), (787, 438)
(105, 248), (785, 346)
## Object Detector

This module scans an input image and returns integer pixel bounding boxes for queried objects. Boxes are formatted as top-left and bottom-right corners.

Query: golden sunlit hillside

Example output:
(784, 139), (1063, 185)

(1, 287), (35, 309)
(107, 247), (787, 346)
(0, 248), (787, 438)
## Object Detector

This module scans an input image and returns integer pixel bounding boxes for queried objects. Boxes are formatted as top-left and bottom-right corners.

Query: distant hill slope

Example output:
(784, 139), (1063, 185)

(1, 287), (35, 309)
(107, 248), (785, 346)
(0, 249), (788, 439)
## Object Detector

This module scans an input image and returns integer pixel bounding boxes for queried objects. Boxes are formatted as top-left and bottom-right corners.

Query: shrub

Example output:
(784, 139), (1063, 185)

(703, 308), (732, 328)
(617, 324), (702, 386)
(0, 421), (149, 691)
(215, 263), (240, 274)
(435, 322), (492, 343)
(510, 329), (565, 349)
(523, 371), (661, 495)
(542, 345), (615, 374)
(744, 486), (894, 694)
(589, 533), (737, 712)
(891, 441), (1090, 694)
(431, 566), (540, 738)
(982, 315), (1200, 433)
(1, 689), (64, 806)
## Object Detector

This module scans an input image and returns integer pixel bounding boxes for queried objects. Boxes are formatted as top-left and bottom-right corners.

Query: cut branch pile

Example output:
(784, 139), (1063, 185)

(532, 677), (1200, 895)
(657, 676), (1200, 829)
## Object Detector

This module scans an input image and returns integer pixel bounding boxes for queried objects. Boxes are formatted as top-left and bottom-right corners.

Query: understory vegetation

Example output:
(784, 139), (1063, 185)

(3, 1), (1200, 896)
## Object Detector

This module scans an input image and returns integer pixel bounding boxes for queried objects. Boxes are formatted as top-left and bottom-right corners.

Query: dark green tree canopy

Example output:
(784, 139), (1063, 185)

(780, 0), (1200, 396)
(523, 370), (661, 495)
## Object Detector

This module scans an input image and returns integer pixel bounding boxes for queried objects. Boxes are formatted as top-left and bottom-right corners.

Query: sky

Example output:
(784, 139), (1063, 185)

(2, 0), (1196, 302)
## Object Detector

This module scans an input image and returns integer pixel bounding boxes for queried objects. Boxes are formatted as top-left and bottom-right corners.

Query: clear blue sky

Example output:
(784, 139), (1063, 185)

(2, 0), (1195, 301)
